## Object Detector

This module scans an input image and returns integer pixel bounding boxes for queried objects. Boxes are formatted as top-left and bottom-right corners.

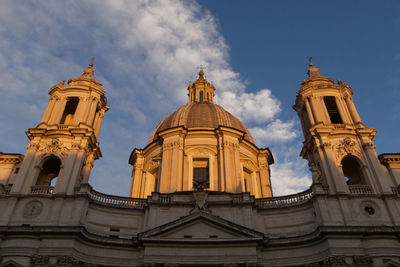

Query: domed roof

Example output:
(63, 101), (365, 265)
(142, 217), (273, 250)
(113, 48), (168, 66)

(149, 102), (255, 144)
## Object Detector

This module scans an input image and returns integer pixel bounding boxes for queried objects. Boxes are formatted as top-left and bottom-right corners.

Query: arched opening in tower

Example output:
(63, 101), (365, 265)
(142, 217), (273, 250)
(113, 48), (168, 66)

(341, 155), (367, 185)
(324, 96), (343, 124)
(60, 97), (79, 124)
(36, 157), (62, 186)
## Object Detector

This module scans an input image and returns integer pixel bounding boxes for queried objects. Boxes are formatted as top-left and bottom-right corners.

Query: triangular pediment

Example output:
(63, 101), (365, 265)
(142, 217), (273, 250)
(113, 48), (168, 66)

(138, 211), (264, 243)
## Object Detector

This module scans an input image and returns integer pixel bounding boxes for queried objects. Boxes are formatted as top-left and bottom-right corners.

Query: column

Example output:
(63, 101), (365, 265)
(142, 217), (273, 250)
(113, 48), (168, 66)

(363, 143), (393, 194)
(86, 97), (98, 125)
(130, 154), (144, 197)
(345, 96), (362, 124)
(217, 134), (225, 191)
(321, 142), (349, 194)
(40, 96), (57, 124)
(49, 97), (67, 124)
(159, 142), (173, 192)
(304, 97), (315, 125)
(336, 97), (352, 124)
(223, 140), (234, 192)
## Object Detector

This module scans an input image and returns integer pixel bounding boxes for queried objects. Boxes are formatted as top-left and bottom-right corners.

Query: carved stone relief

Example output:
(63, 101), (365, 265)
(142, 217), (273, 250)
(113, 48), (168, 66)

(333, 137), (361, 164)
(37, 138), (69, 157)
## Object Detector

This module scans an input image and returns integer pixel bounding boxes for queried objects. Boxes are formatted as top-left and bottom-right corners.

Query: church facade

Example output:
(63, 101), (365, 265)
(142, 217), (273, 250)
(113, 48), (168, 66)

(0, 62), (400, 267)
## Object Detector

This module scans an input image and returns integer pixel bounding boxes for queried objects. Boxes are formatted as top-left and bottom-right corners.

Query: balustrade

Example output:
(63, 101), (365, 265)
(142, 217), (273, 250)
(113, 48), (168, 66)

(31, 185), (54, 194)
(348, 185), (373, 195)
(255, 189), (313, 208)
(88, 188), (146, 208)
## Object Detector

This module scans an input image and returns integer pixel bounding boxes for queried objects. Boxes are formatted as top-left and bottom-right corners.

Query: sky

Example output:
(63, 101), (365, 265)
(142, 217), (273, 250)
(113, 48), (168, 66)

(0, 0), (399, 196)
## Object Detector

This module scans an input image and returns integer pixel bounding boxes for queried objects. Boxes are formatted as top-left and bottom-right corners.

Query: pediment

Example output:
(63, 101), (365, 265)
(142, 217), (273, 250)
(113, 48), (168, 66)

(138, 211), (264, 243)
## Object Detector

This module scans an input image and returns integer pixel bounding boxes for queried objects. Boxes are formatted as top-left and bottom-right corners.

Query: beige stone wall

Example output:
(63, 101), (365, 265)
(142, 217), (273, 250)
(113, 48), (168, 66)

(1, 187), (400, 266)
(0, 153), (23, 188)
(130, 126), (273, 198)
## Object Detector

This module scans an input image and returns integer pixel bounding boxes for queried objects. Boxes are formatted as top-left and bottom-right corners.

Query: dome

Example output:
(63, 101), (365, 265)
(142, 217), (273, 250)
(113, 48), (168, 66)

(149, 102), (255, 144)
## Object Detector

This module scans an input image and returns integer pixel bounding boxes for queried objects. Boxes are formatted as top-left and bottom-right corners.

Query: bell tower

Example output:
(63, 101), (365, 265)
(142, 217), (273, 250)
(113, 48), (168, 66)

(293, 61), (393, 195)
(10, 60), (109, 195)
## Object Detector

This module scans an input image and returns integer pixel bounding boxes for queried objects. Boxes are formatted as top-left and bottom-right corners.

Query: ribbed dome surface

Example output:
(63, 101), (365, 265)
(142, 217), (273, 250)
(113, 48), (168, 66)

(149, 103), (254, 144)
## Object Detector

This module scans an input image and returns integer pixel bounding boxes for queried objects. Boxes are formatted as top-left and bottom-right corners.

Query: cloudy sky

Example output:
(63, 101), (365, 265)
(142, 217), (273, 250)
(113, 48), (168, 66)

(1, 1), (399, 196)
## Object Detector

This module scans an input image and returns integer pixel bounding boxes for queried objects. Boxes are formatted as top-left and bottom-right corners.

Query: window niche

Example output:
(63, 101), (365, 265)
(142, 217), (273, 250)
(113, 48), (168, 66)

(60, 97), (79, 125)
(199, 91), (204, 102)
(324, 96), (343, 124)
(36, 157), (61, 186)
(243, 167), (252, 193)
(341, 155), (367, 185)
(193, 158), (209, 189)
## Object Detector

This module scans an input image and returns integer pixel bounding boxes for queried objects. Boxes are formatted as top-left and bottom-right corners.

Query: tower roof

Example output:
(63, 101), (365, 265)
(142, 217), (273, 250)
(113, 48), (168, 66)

(307, 62), (325, 79)
(301, 60), (334, 86)
(68, 59), (102, 86)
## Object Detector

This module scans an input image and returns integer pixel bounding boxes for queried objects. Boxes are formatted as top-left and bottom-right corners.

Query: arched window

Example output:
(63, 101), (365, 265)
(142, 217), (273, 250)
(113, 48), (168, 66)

(324, 96), (343, 124)
(199, 91), (204, 102)
(60, 97), (79, 124)
(36, 157), (61, 186)
(341, 155), (366, 185)
(207, 92), (209, 102)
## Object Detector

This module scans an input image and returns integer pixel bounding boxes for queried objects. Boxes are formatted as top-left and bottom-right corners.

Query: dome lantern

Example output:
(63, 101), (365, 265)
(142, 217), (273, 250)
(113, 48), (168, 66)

(188, 69), (215, 103)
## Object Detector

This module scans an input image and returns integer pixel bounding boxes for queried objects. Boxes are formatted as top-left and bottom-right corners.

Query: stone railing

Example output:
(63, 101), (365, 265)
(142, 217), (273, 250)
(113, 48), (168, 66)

(334, 124), (346, 129)
(159, 195), (171, 204)
(392, 187), (400, 197)
(57, 125), (69, 130)
(88, 188), (147, 209)
(348, 185), (373, 195)
(255, 189), (313, 209)
(31, 185), (54, 195)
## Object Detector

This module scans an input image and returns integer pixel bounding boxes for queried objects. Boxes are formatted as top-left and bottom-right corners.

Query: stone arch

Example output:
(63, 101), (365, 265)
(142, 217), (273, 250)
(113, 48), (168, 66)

(35, 155), (62, 186)
(341, 155), (367, 185)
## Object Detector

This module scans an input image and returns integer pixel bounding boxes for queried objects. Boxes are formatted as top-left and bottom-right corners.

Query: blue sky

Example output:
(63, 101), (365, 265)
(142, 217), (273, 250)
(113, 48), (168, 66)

(0, 1), (399, 196)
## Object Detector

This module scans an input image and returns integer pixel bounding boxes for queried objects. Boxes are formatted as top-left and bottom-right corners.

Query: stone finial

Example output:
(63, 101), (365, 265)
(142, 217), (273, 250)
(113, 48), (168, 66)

(67, 58), (102, 86)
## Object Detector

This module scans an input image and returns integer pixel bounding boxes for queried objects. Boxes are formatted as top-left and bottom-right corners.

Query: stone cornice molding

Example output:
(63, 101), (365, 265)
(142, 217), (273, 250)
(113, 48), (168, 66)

(0, 156), (23, 164)
(378, 153), (400, 167)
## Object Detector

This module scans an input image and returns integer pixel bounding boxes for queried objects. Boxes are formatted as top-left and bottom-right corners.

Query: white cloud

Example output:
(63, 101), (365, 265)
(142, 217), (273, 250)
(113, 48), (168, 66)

(250, 119), (298, 145)
(270, 162), (312, 196)
(216, 89), (281, 124)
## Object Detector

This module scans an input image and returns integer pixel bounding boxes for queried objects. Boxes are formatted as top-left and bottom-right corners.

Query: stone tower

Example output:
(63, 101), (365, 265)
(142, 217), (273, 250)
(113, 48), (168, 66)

(9, 61), (109, 196)
(293, 62), (393, 195)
